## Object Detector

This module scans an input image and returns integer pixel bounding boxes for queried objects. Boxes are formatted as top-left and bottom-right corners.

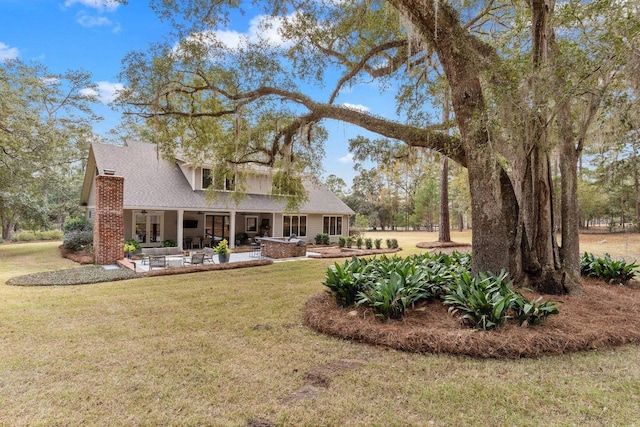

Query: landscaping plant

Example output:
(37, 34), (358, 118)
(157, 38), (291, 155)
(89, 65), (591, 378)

(365, 238), (372, 249)
(323, 256), (373, 306)
(356, 270), (423, 320)
(580, 252), (638, 285)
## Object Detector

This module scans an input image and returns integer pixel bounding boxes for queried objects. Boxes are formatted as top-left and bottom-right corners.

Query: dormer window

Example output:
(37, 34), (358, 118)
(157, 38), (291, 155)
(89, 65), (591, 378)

(224, 175), (235, 191)
(202, 167), (235, 191)
(202, 168), (213, 188)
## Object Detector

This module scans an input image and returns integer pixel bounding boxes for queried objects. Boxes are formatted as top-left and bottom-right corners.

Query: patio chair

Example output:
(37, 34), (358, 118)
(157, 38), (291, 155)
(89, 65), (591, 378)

(202, 247), (215, 264)
(192, 236), (202, 249)
(250, 238), (262, 258)
(149, 255), (166, 270)
(184, 252), (205, 267)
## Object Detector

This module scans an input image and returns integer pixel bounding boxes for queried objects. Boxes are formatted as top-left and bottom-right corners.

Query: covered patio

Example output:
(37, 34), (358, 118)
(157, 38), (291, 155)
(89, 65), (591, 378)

(118, 247), (320, 273)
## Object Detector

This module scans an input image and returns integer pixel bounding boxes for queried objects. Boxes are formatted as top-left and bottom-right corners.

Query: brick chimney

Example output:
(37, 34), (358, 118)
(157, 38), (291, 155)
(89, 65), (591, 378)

(93, 174), (124, 265)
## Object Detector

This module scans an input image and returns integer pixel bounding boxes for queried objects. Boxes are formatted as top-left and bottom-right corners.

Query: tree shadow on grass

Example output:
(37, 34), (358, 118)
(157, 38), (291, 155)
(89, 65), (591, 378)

(304, 279), (640, 359)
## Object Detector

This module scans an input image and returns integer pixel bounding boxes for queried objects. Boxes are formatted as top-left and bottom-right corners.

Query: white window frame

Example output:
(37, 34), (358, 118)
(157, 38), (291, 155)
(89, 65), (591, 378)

(132, 210), (165, 247)
(323, 215), (343, 236)
(282, 215), (307, 237)
(202, 168), (212, 189)
(245, 216), (258, 233)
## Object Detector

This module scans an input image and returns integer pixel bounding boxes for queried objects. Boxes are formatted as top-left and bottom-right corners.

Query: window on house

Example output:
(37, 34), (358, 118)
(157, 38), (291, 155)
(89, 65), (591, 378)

(245, 216), (258, 233)
(323, 216), (343, 236)
(283, 215), (307, 237)
(134, 211), (164, 245)
(204, 167), (235, 191)
(202, 168), (212, 189)
(225, 174), (235, 191)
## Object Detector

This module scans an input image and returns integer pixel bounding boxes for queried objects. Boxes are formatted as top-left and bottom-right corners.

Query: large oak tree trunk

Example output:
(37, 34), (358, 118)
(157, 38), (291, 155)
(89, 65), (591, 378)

(391, 0), (574, 294)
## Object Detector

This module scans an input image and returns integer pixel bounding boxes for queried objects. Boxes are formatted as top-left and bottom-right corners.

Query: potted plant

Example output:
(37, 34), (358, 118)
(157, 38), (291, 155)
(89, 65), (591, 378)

(213, 239), (231, 263)
(123, 239), (139, 259)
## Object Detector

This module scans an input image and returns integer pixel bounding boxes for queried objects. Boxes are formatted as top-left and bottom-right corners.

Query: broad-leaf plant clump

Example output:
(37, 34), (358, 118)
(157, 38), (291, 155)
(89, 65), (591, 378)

(323, 252), (560, 329)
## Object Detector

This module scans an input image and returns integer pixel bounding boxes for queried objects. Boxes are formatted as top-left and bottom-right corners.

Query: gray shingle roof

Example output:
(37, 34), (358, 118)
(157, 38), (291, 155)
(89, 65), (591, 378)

(86, 140), (354, 215)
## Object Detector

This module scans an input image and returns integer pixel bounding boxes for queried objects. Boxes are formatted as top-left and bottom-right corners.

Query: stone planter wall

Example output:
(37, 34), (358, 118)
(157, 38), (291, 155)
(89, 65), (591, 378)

(260, 238), (306, 259)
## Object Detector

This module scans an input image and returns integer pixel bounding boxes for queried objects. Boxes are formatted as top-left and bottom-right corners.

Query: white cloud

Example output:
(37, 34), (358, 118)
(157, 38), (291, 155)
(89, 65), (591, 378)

(64, 0), (120, 12)
(0, 42), (19, 61)
(81, 81), (124, 104)
(77, 12), (112, 28)
(341, 103), (370, 113)
(338, 153), (354, 164)
(204, 13), (296, 50)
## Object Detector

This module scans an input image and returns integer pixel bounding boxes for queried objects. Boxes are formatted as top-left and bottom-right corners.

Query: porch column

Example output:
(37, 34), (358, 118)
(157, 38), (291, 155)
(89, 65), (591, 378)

(271, 213), (276, 238)
(177, 209), (184, 250)
(229, 210), (236, 248)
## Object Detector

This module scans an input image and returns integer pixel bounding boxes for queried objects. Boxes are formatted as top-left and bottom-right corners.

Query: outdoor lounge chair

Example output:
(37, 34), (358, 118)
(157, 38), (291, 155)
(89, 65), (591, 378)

(149, 255), (166, 270)
(202, 247), (215, 264)
(184, 252), (205, 266)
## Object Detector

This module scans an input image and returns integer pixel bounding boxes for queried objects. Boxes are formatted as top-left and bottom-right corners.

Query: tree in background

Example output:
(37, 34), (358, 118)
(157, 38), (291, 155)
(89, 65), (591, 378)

(0, 60), (98, 240)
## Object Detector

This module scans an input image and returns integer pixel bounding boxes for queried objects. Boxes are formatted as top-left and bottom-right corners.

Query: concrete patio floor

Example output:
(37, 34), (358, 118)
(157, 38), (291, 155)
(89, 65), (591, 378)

(117, 250), (321, 273)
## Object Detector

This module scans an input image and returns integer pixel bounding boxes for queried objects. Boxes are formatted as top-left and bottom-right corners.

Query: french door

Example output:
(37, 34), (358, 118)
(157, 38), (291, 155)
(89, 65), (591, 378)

(134, 211), (164, 246)
(205, 215), (230, 241)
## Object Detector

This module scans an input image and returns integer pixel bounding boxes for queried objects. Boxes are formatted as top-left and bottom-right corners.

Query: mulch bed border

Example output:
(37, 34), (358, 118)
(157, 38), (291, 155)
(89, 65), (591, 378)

(303, 279), (640, 359)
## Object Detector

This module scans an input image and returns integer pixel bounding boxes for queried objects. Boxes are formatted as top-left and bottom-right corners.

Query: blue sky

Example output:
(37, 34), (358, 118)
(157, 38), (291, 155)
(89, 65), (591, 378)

(0, 0), (393, 185)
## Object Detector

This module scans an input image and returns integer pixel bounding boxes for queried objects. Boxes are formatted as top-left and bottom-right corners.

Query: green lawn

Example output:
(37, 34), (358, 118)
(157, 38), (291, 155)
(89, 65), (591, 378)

(1, 238), (639, 426)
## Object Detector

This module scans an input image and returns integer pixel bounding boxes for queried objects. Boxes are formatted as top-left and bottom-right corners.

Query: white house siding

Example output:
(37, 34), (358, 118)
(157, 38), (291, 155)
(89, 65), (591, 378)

(306, 214), (324, 241)
(243, 171), (272, 194)
(163, 210), (178, 243)
(178, 163), (196, 189)
(273, 212), (283, 238)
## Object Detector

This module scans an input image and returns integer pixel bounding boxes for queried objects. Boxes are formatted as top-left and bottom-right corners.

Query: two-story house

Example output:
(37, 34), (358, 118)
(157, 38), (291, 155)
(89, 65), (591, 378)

(80, 140), (354, 252)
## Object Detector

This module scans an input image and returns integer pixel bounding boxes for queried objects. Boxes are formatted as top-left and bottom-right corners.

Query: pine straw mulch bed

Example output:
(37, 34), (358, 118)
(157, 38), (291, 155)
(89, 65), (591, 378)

(307, 246), (402, 258)
(304, 278), (640, 359)
(416, 241), (472, 250)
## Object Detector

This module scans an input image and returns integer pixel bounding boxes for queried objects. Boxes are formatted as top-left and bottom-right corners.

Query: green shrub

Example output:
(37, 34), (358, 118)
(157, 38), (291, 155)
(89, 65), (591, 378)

(374, 239), (382, 249)
(124, 239), (141, 251)
(338, 236), (346, 248)
(365, 238), (372, 249)
(386, 238), (392, 248)
(0, 238), (4, 244)
(63, 217), (93, 251)
(356, 237), (363, 249)
(162, 239), (177, 247)
(356, 271), (423, 321)
(13, 231), (37, 242)
(443, 270), (515, 330)
(391, 238), (399, 249)
(322, 251), (560, 327)
(346, 237), (353, 248)
(443, 270), (560, 330)
(323, 256), (373, 306)
(37, 230), (64, 240)
(315, 233), (330, 245)
(580, 252), (638, 285)
(63, 217), (92, 233)
(510, 292), (560, 326)
(63, 230), (94, 251)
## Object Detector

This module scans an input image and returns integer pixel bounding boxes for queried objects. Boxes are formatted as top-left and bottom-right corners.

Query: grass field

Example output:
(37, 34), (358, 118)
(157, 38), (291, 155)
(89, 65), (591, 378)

(1, 234), (639, 426)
